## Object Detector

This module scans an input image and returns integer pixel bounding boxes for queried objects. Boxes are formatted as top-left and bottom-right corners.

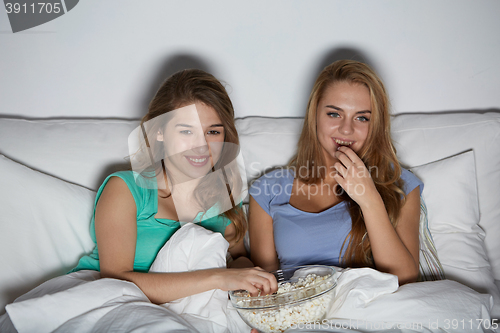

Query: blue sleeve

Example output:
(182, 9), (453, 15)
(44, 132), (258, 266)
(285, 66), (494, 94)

(248, 174), (273, 216)
(401, 168), (424, 196)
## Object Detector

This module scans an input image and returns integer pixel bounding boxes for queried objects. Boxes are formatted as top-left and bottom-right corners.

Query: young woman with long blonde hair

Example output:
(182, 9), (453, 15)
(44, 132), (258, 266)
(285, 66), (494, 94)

(249, 60), (422, 284)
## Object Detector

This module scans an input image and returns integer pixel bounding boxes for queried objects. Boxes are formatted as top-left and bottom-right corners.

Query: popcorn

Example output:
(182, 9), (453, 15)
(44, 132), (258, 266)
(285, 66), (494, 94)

(233, 273), (334, 333)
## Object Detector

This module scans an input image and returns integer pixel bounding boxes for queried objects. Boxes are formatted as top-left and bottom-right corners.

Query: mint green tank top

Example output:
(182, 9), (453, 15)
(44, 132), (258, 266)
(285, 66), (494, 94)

(71, 171), (231, 273)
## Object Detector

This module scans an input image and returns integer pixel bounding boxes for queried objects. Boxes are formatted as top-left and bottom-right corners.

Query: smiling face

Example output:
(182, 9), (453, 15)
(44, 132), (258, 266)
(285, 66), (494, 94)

(158, 102), (225, 183)
(316, 81), (371, 167)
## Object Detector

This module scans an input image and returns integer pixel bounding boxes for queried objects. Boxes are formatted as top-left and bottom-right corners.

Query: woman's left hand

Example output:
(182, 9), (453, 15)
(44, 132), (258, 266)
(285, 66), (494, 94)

(332, 146), (380, 207)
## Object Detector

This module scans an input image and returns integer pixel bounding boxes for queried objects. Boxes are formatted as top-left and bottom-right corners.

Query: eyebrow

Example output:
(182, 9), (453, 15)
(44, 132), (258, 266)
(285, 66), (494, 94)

(174, 123), (224, 128)
(325, 105), (371, 114)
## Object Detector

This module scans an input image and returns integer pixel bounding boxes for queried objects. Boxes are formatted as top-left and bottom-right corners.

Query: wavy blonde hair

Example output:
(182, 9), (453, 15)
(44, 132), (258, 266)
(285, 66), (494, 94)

(289, 60), (405, 266)
(139, 69), (246, 244)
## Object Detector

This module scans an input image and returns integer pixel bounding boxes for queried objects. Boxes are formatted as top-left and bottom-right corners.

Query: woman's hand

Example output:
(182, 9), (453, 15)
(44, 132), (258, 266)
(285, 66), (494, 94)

(333, 147), (420, 284)
(332, 146), (380, 207)
(214, 267), (278, 296)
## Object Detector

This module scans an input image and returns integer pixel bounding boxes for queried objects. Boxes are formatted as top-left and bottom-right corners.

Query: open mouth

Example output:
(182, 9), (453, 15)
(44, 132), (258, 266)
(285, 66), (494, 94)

(185, 155), (210, 167)
(333, 138), (354, 148)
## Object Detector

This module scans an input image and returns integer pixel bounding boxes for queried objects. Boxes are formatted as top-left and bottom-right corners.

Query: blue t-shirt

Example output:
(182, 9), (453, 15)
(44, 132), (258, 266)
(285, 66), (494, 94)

(249, 168), (423, 270)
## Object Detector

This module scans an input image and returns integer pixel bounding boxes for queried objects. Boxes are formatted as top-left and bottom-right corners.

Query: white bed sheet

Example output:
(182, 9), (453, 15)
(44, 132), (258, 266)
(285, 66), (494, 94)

(0, 224), (495, 333)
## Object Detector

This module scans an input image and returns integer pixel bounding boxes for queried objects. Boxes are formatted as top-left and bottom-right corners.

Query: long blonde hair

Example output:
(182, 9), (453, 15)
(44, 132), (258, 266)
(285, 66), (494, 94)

(289, 60), (405, 266)
(140, 69), (246, 244)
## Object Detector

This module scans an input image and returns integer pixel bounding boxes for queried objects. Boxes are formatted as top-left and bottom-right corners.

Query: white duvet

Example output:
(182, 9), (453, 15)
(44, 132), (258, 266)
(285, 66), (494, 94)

(0, 223), (495, 333)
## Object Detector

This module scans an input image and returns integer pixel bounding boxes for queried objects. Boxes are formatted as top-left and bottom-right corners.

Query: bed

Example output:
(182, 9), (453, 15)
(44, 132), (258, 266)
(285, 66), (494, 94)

(0, 111), (499, 332)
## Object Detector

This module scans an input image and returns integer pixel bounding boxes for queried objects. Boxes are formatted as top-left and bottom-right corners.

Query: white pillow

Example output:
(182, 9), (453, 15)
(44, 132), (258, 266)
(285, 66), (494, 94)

(0, 155), (96, 313)
(236, 117), (303, 182)
(0, 118), (139, 191)
(410, 150), (500, 317)
(392, 112), (500, 282)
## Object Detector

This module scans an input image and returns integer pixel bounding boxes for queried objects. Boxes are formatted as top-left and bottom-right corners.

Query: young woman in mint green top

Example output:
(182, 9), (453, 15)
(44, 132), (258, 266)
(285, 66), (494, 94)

(72, 170), (231, 273)
(72, 69), (277, 306)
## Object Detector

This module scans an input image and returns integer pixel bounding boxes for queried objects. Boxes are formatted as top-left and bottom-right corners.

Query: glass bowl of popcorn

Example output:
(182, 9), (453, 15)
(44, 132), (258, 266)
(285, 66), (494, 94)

(229, 265), (338, 333)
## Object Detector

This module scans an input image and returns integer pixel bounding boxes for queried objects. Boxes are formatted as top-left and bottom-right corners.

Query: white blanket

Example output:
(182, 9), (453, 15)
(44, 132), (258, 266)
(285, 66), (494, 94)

(1, 223), (495, 333)
(320, 268), (494, 333)
(148, 222), (251, 333)
(4, 223), (251, 333)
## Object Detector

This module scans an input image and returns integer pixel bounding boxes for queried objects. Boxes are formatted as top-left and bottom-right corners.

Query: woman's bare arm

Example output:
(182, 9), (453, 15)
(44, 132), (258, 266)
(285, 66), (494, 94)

(95, 177), (277, 304)
(333, 146), (420, 284)
(248, 196), (279, 272)
(358, 187), (420, 284)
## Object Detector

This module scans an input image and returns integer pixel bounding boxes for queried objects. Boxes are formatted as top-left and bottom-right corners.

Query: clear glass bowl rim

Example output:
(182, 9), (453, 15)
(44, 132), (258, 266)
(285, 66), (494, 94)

(229, 265), (338, 310)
